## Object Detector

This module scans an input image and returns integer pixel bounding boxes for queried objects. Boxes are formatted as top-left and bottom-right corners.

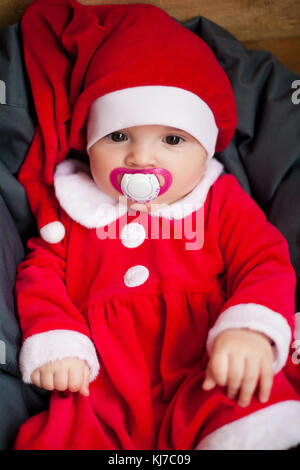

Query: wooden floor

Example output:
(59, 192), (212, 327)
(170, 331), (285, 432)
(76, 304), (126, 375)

(0, 0), (299, 76)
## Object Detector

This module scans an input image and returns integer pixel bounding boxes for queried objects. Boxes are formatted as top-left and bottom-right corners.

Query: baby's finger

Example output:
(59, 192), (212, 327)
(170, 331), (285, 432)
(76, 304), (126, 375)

(53, 368), (69, 391)
(226, 355), (245, 400)
(68, 365), (84, 393)
(40, 370), (55, 391)
(31, 369), (41, 388)
(79, 364), (90, 397)
(258, 359), (273, 404)
(209, 351), (229, 387)
(202, 367), (217, 390)
(238, 358), (260, 407)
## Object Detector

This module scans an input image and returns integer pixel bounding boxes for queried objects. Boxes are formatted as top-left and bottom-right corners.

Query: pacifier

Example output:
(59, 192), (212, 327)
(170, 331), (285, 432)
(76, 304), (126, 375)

(121, 173), (160, 203)
(110, 168), (172, 203)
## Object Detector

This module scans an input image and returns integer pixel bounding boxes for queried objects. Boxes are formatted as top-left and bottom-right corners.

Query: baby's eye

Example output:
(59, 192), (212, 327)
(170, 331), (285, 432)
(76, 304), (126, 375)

(164, 135), (184, 145)
(107, 132), (128, 142)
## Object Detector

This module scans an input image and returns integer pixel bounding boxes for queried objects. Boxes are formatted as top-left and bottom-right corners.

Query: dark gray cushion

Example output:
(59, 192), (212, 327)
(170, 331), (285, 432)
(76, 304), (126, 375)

(0, 23), (35, 239)
(0, 23), (48, 450)
(0, 194), (49, 449)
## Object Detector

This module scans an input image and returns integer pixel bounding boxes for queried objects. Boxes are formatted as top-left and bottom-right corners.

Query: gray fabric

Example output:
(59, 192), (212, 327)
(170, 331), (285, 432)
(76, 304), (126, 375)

(0, 195), (49, 449)
(0, 194), (24, 376)
(0, 23), (48, 450)
(0, 371), (48, 449)
(0, 23), (35, 239)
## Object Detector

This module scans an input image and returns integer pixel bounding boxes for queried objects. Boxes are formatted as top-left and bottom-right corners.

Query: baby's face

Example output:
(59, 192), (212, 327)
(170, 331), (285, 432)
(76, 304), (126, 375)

(88, 125), (207, 211)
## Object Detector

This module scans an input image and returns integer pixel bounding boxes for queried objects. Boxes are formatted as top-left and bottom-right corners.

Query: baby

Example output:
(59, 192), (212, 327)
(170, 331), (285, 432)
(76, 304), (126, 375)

(31, 124), (274, 408)
(14, 0), (300, 450)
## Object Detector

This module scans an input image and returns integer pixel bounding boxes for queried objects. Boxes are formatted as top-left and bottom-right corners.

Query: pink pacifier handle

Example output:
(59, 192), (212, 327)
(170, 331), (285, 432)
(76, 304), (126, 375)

(110, 167), (172, 197)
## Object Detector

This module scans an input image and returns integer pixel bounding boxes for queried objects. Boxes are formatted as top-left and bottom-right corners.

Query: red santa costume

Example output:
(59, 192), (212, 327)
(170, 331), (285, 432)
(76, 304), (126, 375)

(14, 0), (300, 450)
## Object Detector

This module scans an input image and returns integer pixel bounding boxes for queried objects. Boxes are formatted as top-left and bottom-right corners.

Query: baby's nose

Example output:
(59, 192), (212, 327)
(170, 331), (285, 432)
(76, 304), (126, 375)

(125, 148), (158, 167)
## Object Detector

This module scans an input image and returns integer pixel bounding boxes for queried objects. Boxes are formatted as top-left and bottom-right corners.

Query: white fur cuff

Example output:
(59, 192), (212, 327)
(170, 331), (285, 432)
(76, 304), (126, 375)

(206, 303), (292, 373)
(19, 329), (100, 383)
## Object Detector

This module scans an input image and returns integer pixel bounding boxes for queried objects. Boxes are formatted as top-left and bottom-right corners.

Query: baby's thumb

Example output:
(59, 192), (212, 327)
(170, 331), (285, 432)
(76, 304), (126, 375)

(202, 367), (217, 391)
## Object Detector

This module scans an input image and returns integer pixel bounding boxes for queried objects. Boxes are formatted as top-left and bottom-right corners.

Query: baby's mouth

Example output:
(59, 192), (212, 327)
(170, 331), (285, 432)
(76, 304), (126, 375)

(110, 168), (172, 203)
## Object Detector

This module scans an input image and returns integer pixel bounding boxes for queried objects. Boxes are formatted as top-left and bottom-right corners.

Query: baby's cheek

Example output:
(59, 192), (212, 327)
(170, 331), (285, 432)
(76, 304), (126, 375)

(102, 180), (121, 200)
(90, 169), (113, 194)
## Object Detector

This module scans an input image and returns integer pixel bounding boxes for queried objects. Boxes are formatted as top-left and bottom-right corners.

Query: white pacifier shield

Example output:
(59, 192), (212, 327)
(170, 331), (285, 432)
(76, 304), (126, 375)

(121, 173), (160, 202)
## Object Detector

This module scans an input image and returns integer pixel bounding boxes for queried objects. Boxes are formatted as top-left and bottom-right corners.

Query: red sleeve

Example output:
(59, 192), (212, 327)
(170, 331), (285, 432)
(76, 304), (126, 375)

(15, 211), (88, 339)
(14, 209), (99, 383)
(207, 174), (296, 372)
(219, 174), (296, 324)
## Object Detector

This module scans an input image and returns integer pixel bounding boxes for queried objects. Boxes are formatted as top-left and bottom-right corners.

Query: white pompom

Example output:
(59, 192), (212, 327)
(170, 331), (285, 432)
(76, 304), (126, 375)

(40, 221), (65, 244)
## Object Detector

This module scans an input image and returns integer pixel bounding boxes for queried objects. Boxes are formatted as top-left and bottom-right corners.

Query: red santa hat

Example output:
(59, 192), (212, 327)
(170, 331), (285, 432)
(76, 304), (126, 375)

(19, 0), (237, 243)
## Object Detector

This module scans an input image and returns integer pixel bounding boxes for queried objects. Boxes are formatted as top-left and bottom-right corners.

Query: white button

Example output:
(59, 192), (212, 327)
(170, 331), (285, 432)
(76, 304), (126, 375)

(120, 223), (146, 248)
(124, 265), (149, 287)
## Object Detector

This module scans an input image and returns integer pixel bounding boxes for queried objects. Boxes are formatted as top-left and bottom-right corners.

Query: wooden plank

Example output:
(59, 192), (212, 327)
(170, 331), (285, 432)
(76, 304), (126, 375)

(0, 0), (300, 42)
(0, 0), (32, 30)
(77, 0), (300, 42)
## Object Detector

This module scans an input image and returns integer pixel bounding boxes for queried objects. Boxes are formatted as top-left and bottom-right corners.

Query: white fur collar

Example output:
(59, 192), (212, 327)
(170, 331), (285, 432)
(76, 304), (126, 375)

(54, 157), (224, 228)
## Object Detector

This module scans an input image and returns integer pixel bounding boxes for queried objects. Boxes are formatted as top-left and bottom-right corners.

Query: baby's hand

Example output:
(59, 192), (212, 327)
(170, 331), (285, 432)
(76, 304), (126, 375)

(202, 329), (274, 407)
(31, 357), (90, 396)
